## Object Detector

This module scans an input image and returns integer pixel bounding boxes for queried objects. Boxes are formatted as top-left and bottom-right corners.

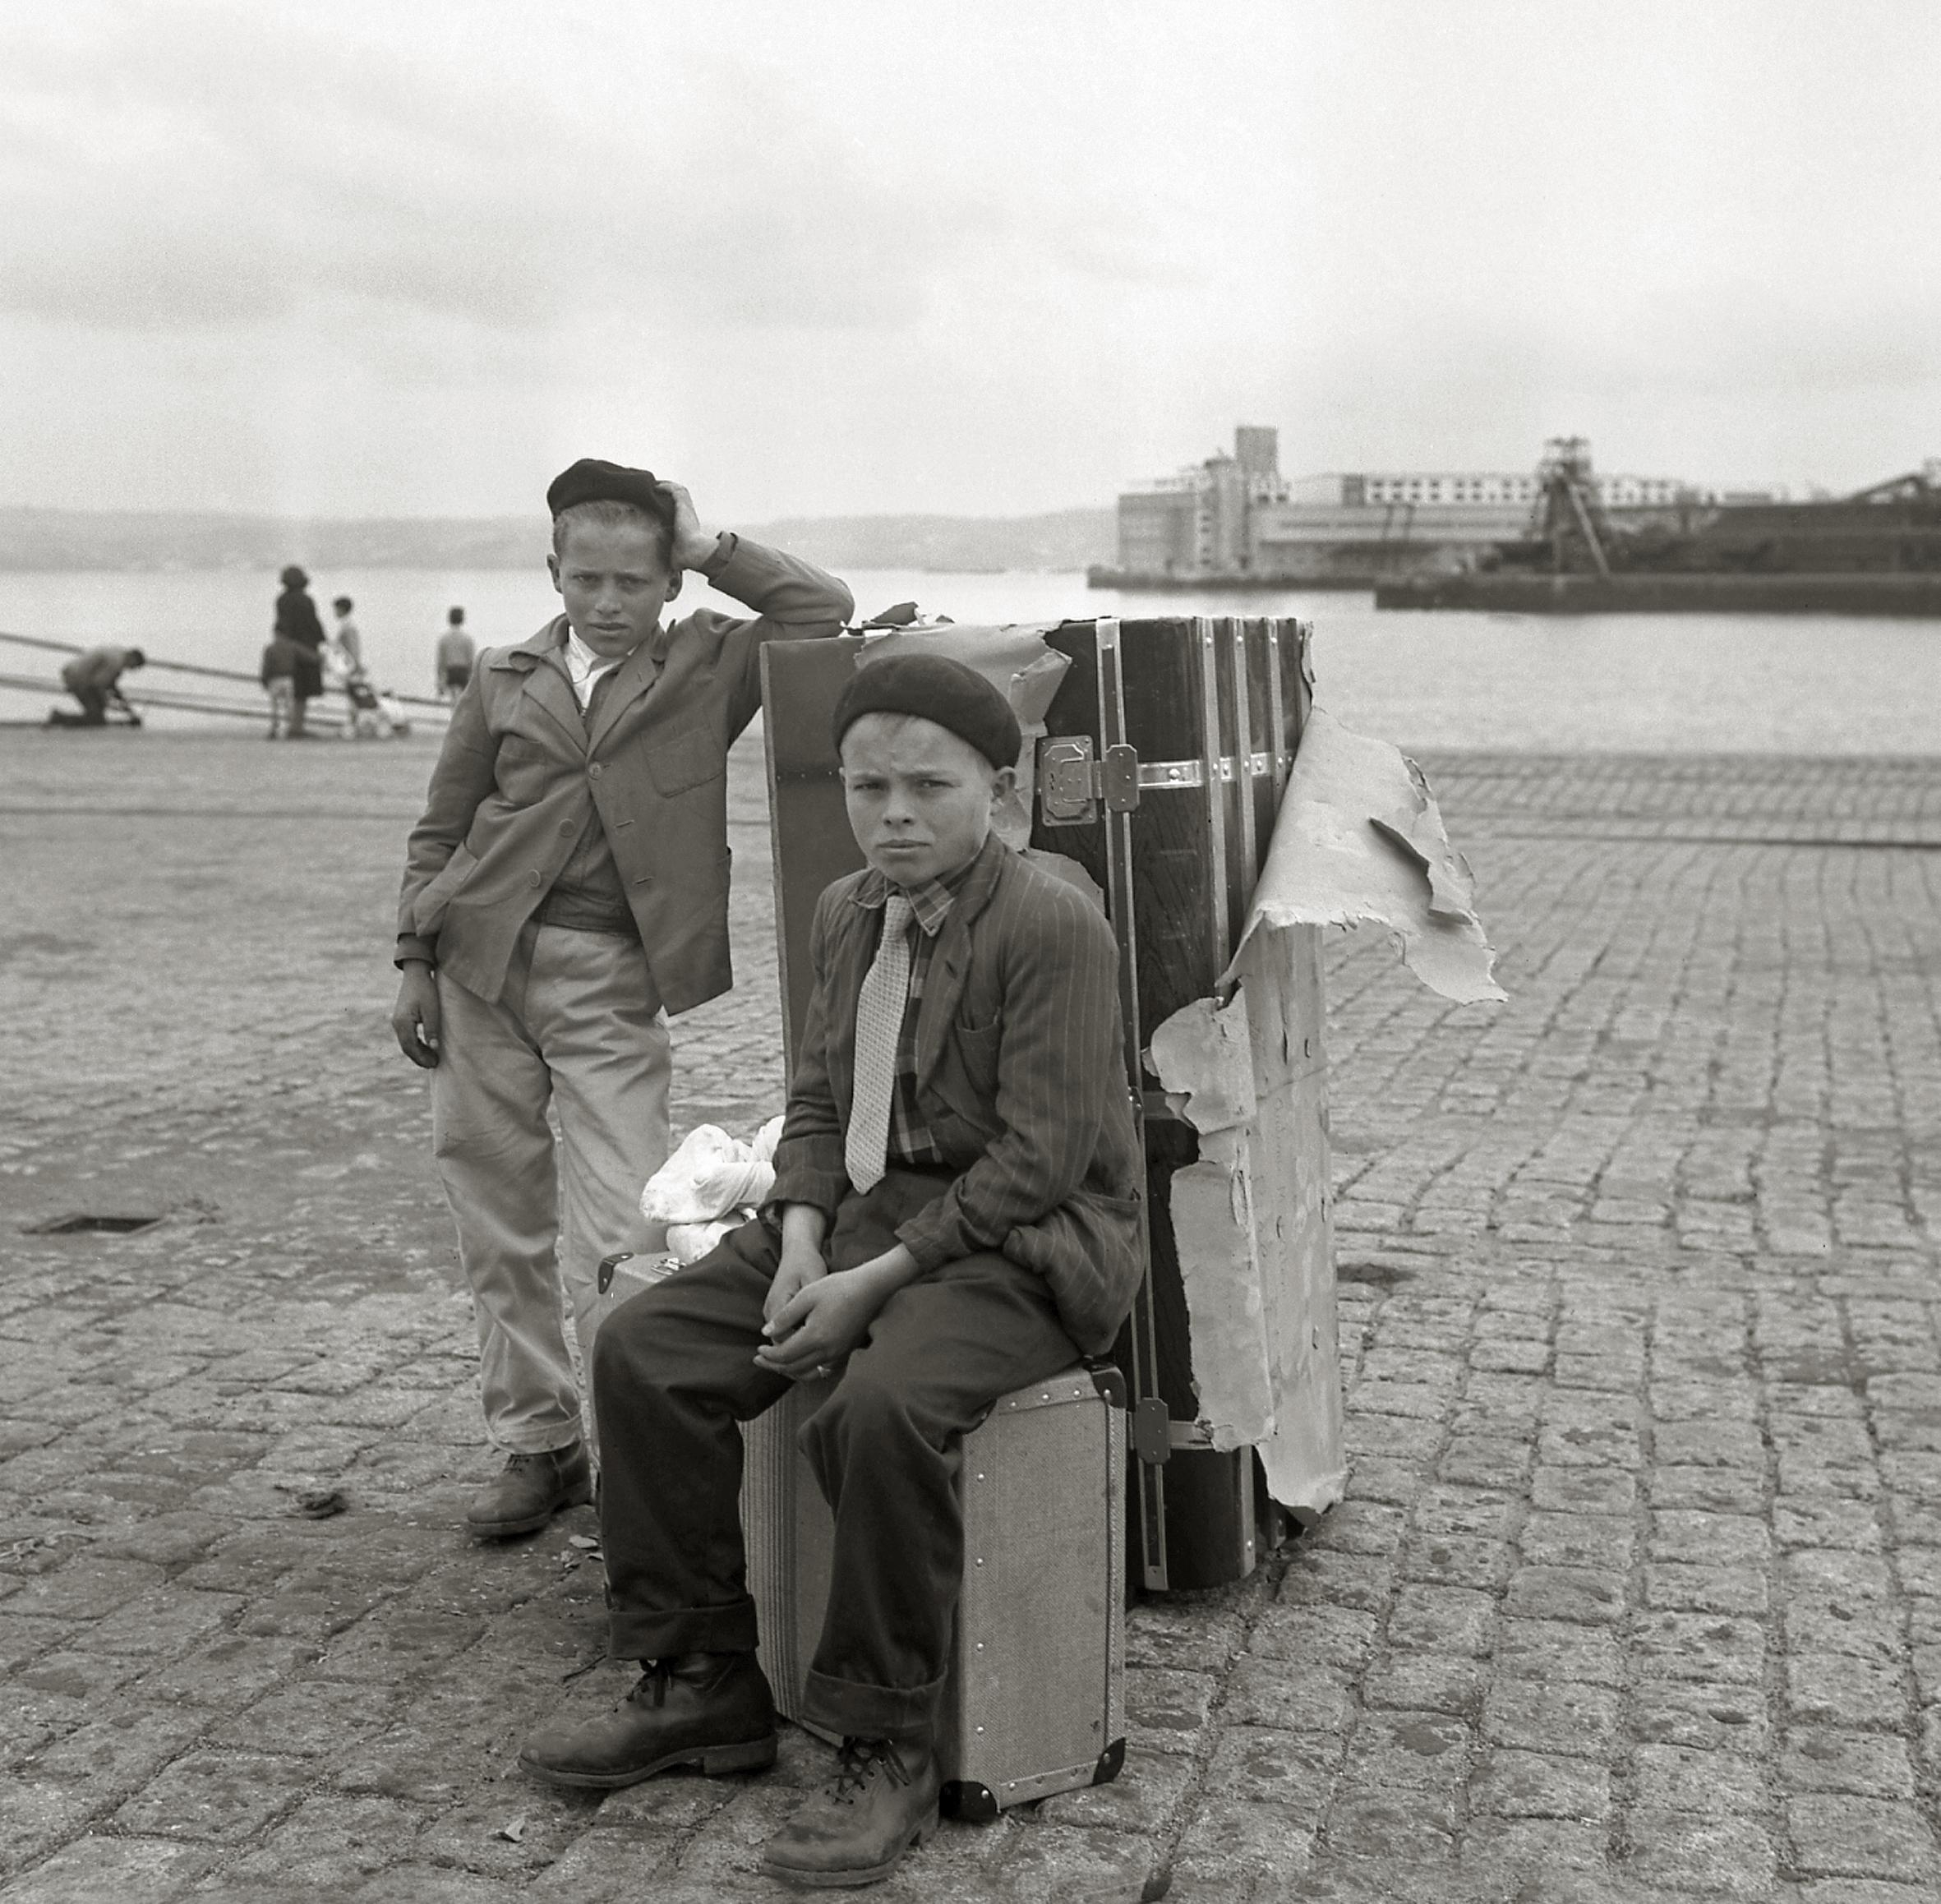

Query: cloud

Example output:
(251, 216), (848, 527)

(0, 3), (1168, 338)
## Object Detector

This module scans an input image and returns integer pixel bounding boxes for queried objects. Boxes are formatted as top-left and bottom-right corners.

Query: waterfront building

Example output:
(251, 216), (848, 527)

(1103, 429), (1699, 586)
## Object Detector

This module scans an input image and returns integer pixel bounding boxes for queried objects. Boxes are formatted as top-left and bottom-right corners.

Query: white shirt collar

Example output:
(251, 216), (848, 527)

(561, 626), (625, 710)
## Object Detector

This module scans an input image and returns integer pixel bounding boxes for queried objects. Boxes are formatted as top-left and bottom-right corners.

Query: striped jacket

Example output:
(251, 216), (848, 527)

(769, 833), (1145, 1354)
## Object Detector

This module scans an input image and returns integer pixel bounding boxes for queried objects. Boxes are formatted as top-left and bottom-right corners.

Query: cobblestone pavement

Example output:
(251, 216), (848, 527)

(2, 731), (1939, 1902)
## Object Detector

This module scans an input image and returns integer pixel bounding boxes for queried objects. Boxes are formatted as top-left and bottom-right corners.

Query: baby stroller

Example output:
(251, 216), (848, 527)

(343, 675), (402, 740)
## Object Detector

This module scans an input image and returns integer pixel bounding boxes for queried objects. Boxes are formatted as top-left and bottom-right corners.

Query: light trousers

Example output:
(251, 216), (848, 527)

(431, 921), (671, 1452)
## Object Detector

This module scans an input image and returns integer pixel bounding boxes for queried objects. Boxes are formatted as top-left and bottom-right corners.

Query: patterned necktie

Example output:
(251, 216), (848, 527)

(845, 892), (915, 1194)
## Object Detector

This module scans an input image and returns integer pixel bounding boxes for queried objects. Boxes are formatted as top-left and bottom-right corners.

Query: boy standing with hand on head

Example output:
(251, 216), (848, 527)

(520, 654), (1146, 1890)
(391, 460), (852, 1540)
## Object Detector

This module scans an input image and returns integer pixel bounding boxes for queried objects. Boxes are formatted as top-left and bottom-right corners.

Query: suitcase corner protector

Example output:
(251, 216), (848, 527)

(1091, 1737), (1127, 1787)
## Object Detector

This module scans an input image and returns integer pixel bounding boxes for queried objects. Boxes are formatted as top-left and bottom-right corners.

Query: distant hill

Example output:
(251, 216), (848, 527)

(0, 505), (1113, 574)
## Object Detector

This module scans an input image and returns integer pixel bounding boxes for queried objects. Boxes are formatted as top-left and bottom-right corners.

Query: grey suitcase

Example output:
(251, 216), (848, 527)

(740, 1361), (1127, 1819)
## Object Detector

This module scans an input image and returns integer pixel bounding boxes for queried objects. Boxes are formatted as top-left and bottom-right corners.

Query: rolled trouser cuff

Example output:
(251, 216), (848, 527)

(802, 1666), (946, 1744)
(608, 1597), (760, 1662)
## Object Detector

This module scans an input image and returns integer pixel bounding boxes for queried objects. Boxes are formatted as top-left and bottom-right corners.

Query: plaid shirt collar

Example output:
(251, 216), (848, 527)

(855, 855), (977, 938)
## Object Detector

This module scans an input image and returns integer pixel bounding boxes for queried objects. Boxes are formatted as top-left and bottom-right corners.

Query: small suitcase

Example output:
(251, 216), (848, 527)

(740, 1362), (1127, 1819)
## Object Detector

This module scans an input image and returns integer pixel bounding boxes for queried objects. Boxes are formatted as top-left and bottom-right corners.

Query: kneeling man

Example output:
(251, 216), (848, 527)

(521, 654), (1144, 1888)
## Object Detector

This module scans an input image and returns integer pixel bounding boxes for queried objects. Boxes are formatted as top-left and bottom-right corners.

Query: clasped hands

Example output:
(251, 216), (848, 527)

(755, 1206), (916, 1381)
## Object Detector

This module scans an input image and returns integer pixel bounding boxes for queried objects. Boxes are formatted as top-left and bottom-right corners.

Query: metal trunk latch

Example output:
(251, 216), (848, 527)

(1039, 735), (1142, 826)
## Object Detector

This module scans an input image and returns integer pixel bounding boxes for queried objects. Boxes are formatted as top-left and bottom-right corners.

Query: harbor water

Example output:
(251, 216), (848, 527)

(2, 567), (1938, 754)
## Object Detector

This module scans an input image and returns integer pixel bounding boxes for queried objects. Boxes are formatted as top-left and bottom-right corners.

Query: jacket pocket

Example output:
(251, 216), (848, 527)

(494, 733), (548, 807)
(412, 843), (480, 934)
(648, 726), (725, 795)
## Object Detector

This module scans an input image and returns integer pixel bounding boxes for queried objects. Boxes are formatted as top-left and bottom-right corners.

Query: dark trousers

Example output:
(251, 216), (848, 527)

(69, 685), (108, 724)
(592, 1168), (1079, 1741)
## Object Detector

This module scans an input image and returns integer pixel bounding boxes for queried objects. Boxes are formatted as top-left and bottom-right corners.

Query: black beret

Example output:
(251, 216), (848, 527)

(832, 652), (1023, 771)
(546, 458), (675, 524)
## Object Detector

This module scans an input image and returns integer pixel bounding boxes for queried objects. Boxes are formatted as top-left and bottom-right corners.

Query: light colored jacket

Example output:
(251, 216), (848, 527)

(396, 535), (851, 1012)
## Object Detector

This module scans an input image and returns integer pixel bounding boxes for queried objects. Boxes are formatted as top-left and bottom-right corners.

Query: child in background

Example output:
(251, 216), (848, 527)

(260, 630), (302, 740)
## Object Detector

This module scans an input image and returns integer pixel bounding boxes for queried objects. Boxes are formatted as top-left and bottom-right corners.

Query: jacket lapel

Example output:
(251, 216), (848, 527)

(588, 621), (672, 754)
(913, 836), (1007, 1088)
(492, 619), (583, 752)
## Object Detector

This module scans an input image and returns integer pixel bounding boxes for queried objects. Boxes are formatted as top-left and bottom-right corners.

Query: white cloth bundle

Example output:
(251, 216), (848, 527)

(641, 1117), (786, 1225)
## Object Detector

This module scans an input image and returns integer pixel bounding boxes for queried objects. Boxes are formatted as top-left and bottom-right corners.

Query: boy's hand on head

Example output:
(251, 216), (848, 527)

(657, 481), (718, 571)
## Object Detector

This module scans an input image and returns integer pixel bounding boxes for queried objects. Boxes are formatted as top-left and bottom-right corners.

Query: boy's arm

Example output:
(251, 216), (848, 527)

(394, 673), (496, 966)
(765, 886), (851, 1222)
(896, 890), (1125, 1273)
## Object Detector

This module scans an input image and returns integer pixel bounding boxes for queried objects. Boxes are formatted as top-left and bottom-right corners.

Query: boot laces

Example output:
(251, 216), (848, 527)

(832, 1737), (909, 1805)
(632, 1660), (672, 1709)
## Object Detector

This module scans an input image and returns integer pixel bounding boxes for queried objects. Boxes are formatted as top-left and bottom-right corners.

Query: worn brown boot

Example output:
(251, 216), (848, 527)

(464, 1442), (592, 1539)
(519, 1652), (777, 1788)
(760, 1736), (942, 1888)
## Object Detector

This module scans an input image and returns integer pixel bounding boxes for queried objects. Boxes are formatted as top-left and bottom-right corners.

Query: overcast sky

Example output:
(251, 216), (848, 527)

(4, 0), (1939, 520)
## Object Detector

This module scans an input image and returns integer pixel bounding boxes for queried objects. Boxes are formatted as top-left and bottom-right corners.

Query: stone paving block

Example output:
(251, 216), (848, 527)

(1123, 1598), (1247, 1672)
(1459, 1815), (1612, 1881)
(1385, 1584), (1496, 1657)
(1648, 1510), (1772, 1567)
(1473, 1747), (1611, 1821)
(1505, 1565), (1626, 1625)
(1781, 1602), (1904, 1663)
(1223, 1657), (1354, 1735)
(1321, 1788), (1458, 1864)
(416, 1786), (605, 1876)
(1480, 1679), (1621, 1759)
(1247, 1603), (1376, 1671)
(1202, 1723), (1341, 1823)
(112, 1750), (308, 1842)
(521, 1824), (680, 1901)
(1436, 1436), (1533, 1489)
(141, 1634), (322, 1711)
(86, 1512), (236, 1570)
(1775, 1498), (1884, 1550)
(1647, 1467), (1768, 1514)
(1342, 1710), (1472, 1790)
(1034, 1745), (1194, 1837)
(1780, 1729), (1918, 1797)
(313, 1611), (487, 1681)
(1532, 1468), (1638, 1515)
(1641, 1563), (1768, 1616)
(1787, 1653), (1913, 1728)
(1782, 1548), (1894, 1603)
(1496, 1618), (1625, 1687)
(1631, 1742), (1765, 1817)
(1621, 1811), (1778, 1898)
(207, 1676), (399, 1755)
(0, 1833), (216, 1902)
(1519, 1510), (1635, 1571)
(1121, 1667), (1219, 1754)
(4, 1556), (167, 1621)
(90, 1586), (244, 1658)
(215, 1792), (428, 1889)
(1630, 1613), (1766, 1685)
(1307, 1501), (1406, 1556)
(348, 1867), (525, 1902)
(1397, 1532), (1507, 1590)
(1279, 1549), (1394, 1613)
(1787, 1796), (1941, 1883)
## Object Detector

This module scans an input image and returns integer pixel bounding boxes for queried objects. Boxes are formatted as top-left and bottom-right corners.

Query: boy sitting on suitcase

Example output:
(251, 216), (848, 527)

(521, 653), (1144, 1888)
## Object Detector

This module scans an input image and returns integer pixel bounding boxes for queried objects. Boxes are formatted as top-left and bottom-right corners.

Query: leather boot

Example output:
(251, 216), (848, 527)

(464, 1442), (592, 1539)
(519, 1652), (777, 1789)
(760, 1736), (942, 1888)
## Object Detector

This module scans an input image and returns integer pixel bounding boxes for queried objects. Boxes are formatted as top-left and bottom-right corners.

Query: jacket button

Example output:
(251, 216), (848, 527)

(528, 870), (542, 887)
(559, 820), (573, 835)
(589, 763), (604, 780)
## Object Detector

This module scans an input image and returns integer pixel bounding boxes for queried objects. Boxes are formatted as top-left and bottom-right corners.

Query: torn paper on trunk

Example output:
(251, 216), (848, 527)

(1225, 705), (1506, 1005)
(1148, 934), (1348, 1520)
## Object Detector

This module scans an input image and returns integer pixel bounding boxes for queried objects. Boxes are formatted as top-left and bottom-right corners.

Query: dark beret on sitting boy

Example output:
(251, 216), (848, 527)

(831, 652), (1024, 771)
